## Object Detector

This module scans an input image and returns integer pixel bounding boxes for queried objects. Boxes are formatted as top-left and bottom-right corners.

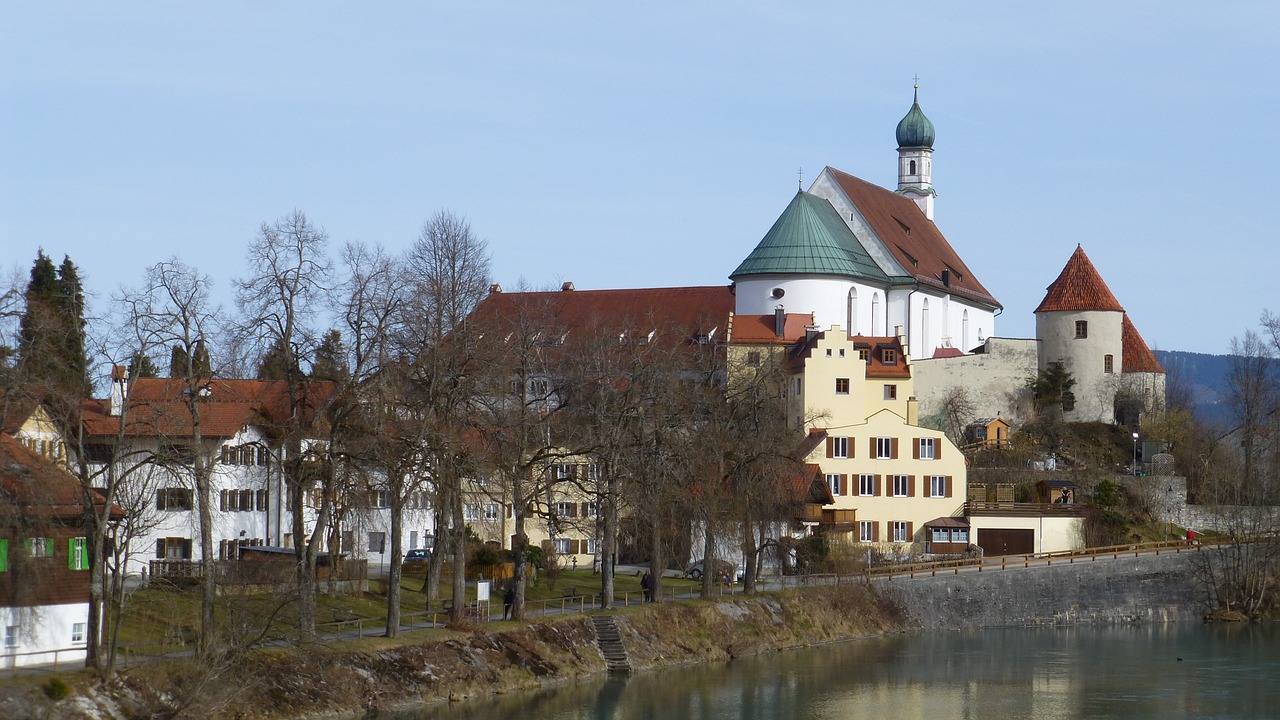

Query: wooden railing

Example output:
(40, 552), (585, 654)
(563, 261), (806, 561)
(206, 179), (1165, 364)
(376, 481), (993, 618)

(964, 501), (1087, 517)
(867, 539), (1197, 580)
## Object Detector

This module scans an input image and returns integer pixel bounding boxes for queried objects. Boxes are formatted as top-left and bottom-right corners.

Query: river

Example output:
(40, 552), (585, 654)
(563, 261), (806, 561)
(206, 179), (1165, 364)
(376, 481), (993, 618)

(386, 623), (1280, 719)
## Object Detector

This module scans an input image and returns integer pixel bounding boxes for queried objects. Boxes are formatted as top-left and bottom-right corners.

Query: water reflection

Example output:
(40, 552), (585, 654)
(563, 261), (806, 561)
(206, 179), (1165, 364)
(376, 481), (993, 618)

(383, 624), (1280, 720)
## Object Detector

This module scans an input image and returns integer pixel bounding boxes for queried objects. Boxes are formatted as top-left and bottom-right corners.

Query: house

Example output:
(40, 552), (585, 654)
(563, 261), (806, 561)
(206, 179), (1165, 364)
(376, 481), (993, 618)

(0, 432), (121, 668)
(965, 417), (1012, 449)
(779, 327), (969, 557)
(75, 371), (417, 576)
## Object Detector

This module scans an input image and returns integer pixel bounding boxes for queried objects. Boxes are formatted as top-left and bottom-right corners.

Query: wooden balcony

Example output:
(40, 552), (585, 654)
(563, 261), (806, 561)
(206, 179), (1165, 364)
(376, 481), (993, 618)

(796, 503), (824, 523)
(821, 508), (857, 526)
(964, 501), (1086, 517)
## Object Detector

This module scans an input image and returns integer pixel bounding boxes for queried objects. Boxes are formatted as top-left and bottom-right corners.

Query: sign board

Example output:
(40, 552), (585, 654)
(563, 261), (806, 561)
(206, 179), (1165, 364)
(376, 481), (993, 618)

(476, 580), (490, 603)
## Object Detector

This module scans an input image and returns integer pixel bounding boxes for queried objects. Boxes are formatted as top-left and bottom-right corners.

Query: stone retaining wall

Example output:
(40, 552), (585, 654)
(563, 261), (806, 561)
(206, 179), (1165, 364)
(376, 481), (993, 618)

(877, 549), (1209, 629)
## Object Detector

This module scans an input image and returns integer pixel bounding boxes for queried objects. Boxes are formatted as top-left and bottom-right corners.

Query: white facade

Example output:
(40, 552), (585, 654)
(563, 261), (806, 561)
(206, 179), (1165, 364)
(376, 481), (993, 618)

(0, 603), (87, 668)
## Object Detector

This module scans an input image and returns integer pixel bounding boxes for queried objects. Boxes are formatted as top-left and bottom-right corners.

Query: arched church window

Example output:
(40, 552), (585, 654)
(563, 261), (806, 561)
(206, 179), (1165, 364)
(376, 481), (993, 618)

(920, 298), (930, 353)
(962, 310), (970, 351)
(871, 294), (882, 335)
(847, 288), (858, 335)
(909, 160), (917, 175)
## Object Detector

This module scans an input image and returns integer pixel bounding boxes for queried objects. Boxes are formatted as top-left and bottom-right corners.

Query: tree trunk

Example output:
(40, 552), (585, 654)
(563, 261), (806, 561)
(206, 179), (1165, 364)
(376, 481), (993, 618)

(450, 485), (466, 623)
(600, 474), (618, 609)
(292, 480), (316, 642)
(386, 468), (404, 637)
(649, 508), (665, 603)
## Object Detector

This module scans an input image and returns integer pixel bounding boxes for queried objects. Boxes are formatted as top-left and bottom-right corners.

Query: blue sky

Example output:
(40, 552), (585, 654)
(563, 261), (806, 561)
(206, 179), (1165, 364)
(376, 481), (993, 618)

(3, 2), (1277, 358)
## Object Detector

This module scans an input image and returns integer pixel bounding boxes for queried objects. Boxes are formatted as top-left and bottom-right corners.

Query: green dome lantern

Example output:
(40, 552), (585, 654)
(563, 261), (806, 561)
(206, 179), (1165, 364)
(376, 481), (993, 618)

(895, 86), (935, 149)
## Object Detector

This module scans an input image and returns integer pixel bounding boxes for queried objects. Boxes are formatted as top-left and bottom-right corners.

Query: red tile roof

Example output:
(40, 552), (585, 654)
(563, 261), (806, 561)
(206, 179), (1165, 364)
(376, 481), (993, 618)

(467, 286), (734, 343)
(82, 378), (336, 440)
(0, 433), (121, 521)
(787, 333), (911, 378)
(1034, 245), (1124, 313)
(826, 168), (1001, 309)
(931, 346), (965, 359)
(1121, 314), (1164, 374)
(729, 313), (814, 344)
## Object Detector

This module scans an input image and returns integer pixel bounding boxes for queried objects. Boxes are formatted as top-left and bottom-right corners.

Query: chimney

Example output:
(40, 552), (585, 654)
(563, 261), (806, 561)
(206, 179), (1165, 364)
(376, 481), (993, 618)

(907, 396), (919, 426)
(774, 307), (786, 339)
(489, 283), (502, 294)
(805, 324), (820, 342)
(109, 365), (129, 417)
(561, 281), (575, 292)
(941, 269), (951, 287)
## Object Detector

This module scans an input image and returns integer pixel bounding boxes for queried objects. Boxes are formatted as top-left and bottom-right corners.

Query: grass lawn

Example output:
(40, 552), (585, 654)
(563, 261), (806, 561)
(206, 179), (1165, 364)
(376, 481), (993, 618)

(110, 567), (710, 657)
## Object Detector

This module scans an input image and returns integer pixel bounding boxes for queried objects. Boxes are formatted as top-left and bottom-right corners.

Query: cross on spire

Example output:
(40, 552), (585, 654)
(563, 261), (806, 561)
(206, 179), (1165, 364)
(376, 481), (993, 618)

(797, 167), (803, 190)
(913, 74), (920, 102)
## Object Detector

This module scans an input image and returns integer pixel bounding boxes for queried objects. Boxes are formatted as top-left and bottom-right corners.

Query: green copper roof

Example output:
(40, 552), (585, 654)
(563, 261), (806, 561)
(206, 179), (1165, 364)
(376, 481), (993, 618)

(895, 88), (935, 149)
(730, 191), (891, 282)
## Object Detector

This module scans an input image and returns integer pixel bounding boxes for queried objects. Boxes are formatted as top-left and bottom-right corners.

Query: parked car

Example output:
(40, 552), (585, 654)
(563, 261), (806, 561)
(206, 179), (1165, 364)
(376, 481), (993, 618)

(684, 559), (744, 582)
(404, 549), (431, 566)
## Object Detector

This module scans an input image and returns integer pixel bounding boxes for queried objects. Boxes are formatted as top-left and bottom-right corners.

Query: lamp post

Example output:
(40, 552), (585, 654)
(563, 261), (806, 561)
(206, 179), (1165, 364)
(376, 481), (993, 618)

(1132, 432), (1139, 476)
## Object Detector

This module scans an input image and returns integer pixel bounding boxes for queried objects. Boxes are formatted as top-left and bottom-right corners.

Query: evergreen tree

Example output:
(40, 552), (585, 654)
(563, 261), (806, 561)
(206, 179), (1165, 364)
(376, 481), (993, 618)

(56, 255), (90, 396)
(16, 251), (91, 398)
(127, 351), (158, 379)
(310, 329), (348, 381)
(170, 343), (189, 378)
(192, 338), (212, 377)
(256, 336), (299, 380)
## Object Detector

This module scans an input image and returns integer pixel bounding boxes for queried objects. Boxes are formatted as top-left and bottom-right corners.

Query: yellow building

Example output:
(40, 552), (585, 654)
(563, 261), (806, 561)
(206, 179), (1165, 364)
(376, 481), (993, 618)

(782, 326), (969, 557)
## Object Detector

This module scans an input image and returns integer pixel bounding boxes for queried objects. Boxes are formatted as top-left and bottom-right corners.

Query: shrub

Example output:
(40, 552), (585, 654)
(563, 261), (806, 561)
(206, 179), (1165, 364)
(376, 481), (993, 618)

(43, 677), (71, 701)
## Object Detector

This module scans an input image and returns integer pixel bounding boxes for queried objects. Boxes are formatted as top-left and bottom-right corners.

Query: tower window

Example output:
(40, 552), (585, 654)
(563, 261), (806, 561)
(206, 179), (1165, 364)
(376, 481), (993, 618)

(1075, 321), (1088, 339)
(909, 160), (917, 174)
(1104, 354), (1114, 373)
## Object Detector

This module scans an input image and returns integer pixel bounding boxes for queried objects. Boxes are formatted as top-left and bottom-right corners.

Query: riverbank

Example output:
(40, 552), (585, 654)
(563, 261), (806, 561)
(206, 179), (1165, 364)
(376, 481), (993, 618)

(1, 582), (903, 719)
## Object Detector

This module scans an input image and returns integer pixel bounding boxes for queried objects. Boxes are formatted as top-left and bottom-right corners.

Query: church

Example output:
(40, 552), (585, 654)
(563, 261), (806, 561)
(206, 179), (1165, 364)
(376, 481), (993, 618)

(732, 87), (1165, 428)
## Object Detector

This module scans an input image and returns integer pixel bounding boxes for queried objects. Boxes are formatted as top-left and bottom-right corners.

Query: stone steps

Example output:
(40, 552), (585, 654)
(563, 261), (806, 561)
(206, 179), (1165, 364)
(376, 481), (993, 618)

(590, 614), (631, 675)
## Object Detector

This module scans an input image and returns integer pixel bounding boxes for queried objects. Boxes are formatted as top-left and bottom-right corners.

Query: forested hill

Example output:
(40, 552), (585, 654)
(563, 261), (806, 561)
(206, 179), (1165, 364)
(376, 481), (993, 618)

(1154, 349), (1277, 426)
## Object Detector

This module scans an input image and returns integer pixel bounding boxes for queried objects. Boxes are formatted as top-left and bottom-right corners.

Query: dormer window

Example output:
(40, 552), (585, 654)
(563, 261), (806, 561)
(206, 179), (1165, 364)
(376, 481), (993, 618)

(882, 349), (898, 364)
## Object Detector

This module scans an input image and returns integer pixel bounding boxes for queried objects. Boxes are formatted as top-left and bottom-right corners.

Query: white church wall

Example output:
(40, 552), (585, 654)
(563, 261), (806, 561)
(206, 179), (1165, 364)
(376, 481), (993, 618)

(913, 337), (1039, 430)
(735, 276), (887, 335)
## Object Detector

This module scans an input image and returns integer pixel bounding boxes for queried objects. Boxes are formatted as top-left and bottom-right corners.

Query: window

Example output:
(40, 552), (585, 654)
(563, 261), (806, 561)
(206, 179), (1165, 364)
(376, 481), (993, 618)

(794, 378), (802, 397)
(952, 528), (969, 543)
(884, 384), (897, 401)
(882, 349), (897, 364)
(256, 489), (268, 511)
(371, 490), (390, 508)
(858, 349), (869, 361)
(931, 527), (951, 543)
(27, 537), (54, 558)
(483, 504), (502, 521)
(892, 521), (909, 543)
(156, 537), (193, 560)
(918, 438), (936, 460)
(72, 623), (86, 644)
(368, 532), (386, 554)
(239, 489), (252, 512)
(463, 504), (479, 522)
(835, 378), (850, 394)
(555, 464), (575, 482)
(1104, 354), (1114, 373)
(892, 475), (910, 497)
(583, 502), (599, 519)
(825, 348), (832, 357)
(4, 626), (17, 650)
(909, 159), (917, 174)
(930, 475), (948, 498)
(1075, 321), (1088, 339)
(827, 474), (841, 497)
(859, 521), (875, 543)
(875, 437), (894, 460)
(746, 351), (761, 367)
(156, 488), (193, 511)
(831, 437), (849, 459)
(69, 537), (89, 570)
(584, 538), (599, 555)
(839, 348), (845, 357)
(554, 538), (572, 555)
(859, 474), (876, 496)
(555, 501), (579, 518)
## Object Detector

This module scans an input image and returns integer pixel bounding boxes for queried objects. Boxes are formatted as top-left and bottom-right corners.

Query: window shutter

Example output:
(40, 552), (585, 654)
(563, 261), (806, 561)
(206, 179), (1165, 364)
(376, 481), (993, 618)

(875, 475), (882, 496)
(156, 540), (165, 558)
(891, 438), (899, 459)
(936, 442), (943, 460)
(182, 539), (193, 559)
(908, 475), (915, 497)
(849, 439), (854, 458)
(0, 539), (7, 572)
(156, 490), (166, 511)
(68, 539), (76, 570)
(220, 490), (228, 511)
(581, 502), (590, 517)
(869, 437), (876, 457)
(241, 490), (252, 511)
(913, 439), (920, 459)
(946, 476), (953, 498)
(840, 475), (848, 496)
(569, 539), (580, 555)
(873, 523), (880, 542)
(907, 522), (914, 540)
(826, 437), (834, 458)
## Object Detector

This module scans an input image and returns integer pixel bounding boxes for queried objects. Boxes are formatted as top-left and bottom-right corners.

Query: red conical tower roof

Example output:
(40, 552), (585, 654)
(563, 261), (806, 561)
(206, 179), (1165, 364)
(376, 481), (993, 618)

(1034, 245), (1124, 313)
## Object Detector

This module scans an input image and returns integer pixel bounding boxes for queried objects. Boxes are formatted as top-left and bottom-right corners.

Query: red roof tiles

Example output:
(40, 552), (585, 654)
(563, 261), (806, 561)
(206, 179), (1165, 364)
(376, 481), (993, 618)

(1034, 245), (1124, 314)
(1121, 314), (1164, 374)
(729, 313), (814, 344)
(827, 168), (1001, 309)
(0, 433), (121, 521)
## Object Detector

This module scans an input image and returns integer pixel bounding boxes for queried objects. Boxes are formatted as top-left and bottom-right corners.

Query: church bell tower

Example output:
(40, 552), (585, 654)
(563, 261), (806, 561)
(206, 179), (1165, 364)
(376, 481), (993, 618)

(896, 84), (937, 221)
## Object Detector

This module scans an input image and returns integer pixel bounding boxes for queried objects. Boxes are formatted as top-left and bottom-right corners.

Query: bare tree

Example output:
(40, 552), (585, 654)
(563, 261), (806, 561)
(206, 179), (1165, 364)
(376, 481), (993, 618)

(235, 211), (333, 641)
(407, 210), (492, 341)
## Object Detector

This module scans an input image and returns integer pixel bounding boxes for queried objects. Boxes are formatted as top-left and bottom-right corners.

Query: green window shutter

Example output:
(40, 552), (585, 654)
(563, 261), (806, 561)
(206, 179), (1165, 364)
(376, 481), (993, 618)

(0, 539), (7, 572)
(69, 538), (76, 569)
(68, 538), (89, 571)
(24, 538), (33, 555)
(46, 538), (54, 558)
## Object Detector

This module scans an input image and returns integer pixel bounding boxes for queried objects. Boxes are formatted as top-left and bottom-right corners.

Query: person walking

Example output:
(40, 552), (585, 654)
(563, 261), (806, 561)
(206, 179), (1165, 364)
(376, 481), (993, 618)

(503, 584), (516, 619)
(640, 570), (652, 603)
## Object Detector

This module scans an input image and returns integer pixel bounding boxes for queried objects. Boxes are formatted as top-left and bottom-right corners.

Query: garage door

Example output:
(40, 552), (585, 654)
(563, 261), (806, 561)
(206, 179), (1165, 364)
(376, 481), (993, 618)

(978, 528), (1034, 556)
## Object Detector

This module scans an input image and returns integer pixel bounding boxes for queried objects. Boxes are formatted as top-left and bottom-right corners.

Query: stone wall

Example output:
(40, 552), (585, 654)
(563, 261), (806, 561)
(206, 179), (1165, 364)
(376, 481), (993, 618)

(913, 337), (1038, 429)
(877, 549), (1208, 630)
